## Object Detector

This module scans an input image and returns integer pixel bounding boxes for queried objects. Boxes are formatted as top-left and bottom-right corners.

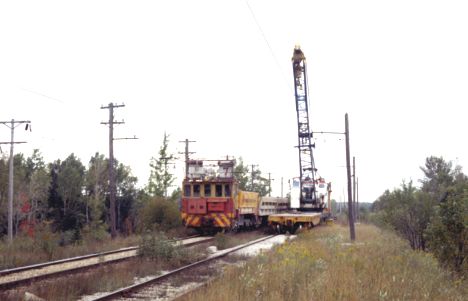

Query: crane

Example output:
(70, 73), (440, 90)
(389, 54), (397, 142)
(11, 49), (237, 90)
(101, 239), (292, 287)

(291, 45), (324, 211)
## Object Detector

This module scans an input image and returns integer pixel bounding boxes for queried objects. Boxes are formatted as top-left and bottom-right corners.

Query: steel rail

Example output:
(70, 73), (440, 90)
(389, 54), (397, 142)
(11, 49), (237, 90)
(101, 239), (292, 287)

(89, 235), (277, 301)
(0, 246), (139, 277)
(0, 234), (200, 277)
(0, 235), (209, 290)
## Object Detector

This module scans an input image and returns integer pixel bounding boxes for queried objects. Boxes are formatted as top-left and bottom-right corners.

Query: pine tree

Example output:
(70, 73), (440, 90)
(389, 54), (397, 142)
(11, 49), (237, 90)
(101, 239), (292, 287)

(147, 133), (176, 198)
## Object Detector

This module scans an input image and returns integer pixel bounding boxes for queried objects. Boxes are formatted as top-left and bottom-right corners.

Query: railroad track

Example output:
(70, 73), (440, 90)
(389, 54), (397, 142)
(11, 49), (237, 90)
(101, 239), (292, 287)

(0, 235), (212, 290)
(84, 235), (283, 301)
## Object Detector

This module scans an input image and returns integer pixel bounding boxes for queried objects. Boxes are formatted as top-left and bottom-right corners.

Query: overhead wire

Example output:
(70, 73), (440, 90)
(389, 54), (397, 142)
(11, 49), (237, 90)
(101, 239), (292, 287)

(243, 0), (293, 94)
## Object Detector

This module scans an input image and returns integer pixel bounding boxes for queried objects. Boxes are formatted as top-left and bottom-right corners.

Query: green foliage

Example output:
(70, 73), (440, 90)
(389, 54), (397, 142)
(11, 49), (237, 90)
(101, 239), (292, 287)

(330, 199), (337, 214)
(358, 206), (370, 223)
(139, 197), (181, 232)
(234, 157), (271, 196)
(372, 156), (468, 276)
(169, 187), (181, 202)
(56, 154), (85, 214)
(84, 153), (108, 226)
(187, 224), (466, 301)
(29, 163), (50, 222)
(115, 162), (139, 234)
(373, 182), (436, 250)
(138, 231), (176, 261)
(147, 132), (176, 198)
(81, 223), (110, 242)
(420, 156), (455, 199)
(35, 223), (59, 260)
(215, 231), (228, 250)
(425, 185), (468, 274)
(0, 150), (51, 238)
(234, 157), (250, 190)
(47, 154), (86, 234)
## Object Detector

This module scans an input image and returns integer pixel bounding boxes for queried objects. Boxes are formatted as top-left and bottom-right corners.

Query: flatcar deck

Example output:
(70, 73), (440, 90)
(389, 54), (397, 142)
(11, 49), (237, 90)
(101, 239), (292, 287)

(268, 212), (322, 233)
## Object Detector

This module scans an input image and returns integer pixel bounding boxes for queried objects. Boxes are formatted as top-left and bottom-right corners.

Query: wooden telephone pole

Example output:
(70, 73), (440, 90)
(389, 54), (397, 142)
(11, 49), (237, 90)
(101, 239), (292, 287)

(0, 119), (31, 243)
(179, 139), (196, 179)
(345, 113), (356, 241)
(101, 103), (136, 239)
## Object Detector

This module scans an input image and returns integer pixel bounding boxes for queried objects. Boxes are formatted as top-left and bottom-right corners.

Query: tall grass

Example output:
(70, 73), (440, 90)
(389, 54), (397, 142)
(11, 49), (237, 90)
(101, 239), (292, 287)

(0, 232), (140, 270)
(0, 239), (206, 301)
(182, 224), (466, 301)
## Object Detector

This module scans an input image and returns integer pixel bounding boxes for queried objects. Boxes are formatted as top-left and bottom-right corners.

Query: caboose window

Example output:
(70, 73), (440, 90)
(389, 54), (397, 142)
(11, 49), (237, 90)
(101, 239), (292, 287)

(184, 184), (190, 197)
(215, 184), (222, 197)
(204, 184), (211, 197)
(193, 184), (201, 197)
(224, 184), (231, 197)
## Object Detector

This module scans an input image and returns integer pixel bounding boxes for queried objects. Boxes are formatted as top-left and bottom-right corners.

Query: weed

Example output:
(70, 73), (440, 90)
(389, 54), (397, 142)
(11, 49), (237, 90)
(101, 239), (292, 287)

(214, 232), (228, 250)
(182, 224), (466, 301)
(138, 231), (177, 261)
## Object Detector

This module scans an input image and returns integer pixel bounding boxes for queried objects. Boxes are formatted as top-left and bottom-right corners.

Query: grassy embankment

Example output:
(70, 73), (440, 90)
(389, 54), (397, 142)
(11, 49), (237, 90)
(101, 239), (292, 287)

(0, 233), (140, 270)
(0, 230), (265, 301)
(0, 226), (191, 269)
(183, 224), (466, 301)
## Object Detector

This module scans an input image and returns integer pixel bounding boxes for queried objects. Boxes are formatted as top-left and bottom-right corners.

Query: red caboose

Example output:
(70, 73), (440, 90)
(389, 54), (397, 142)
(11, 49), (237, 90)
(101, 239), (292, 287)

(180, 159), (260, 234)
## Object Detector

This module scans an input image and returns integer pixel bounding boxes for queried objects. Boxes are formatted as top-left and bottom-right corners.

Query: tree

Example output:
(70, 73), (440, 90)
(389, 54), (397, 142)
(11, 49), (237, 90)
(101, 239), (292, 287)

(139, 197), (181, 232)
(420, 156), (455, 200)
(84, 153), (139, 236)
(373, 181), (435, 250)
(234, 157), (249, 190)
(11, 153), (30, 237)
(147, 133), (176, 198)
(0, 155), (8, 236)
(26, 150), (50, 224)
(233, 157), (271, 196)
(48, 154), (86, 235)
(115, 162), (138, 234)
(84, 153), (108, 227)
(425, 179), (468, 274)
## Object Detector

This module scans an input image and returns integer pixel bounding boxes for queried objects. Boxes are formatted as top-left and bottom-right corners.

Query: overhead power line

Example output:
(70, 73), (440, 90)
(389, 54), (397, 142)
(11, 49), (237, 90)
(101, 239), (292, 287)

(244, 0), (292, 93)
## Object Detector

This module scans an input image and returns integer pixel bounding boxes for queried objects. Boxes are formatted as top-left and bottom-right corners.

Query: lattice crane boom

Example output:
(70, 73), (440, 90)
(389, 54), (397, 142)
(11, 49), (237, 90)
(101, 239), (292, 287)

(292, 46), (322, 211)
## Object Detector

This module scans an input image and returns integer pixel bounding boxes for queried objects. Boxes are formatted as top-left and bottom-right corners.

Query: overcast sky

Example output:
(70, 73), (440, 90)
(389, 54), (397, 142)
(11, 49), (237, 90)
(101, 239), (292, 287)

(1, 0), (467, 203)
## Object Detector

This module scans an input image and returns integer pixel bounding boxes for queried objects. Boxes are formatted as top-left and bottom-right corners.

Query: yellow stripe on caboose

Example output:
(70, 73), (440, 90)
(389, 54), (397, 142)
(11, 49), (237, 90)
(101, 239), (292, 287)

(192, 216), (200, 226)
(214, 215), (225, 227)
(220, 214), (231, 226)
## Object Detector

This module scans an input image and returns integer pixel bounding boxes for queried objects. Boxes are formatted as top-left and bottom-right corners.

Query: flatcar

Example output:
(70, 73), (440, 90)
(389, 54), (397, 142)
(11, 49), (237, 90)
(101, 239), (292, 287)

(180, 159), (331, 234)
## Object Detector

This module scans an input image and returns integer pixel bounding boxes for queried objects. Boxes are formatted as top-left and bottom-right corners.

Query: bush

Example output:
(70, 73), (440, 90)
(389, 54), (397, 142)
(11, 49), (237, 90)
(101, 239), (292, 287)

(81, 223), (110, 243)
(0, 235), (36, 269)
(215, 232), (229, 250)
(425, 189), (467, 275)
(35, 223), (60, 261)
(139, 197), (181, 232)
(138, 231), (176, 261)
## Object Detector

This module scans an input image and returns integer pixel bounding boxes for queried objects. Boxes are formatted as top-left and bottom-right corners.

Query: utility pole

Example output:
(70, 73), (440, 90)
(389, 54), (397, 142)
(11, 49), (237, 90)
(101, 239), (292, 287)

(101, 103), (137, 239)
(179, 139), (196, 179)
(353, 156), (356, 223)
(250, 164), (258, 191)
(268, 172), (274, 197)
(0, 119), (31, 244)
(281, 177), (283, 198)
(345, 113), (356, 241)
(160, 156), (176, 197)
